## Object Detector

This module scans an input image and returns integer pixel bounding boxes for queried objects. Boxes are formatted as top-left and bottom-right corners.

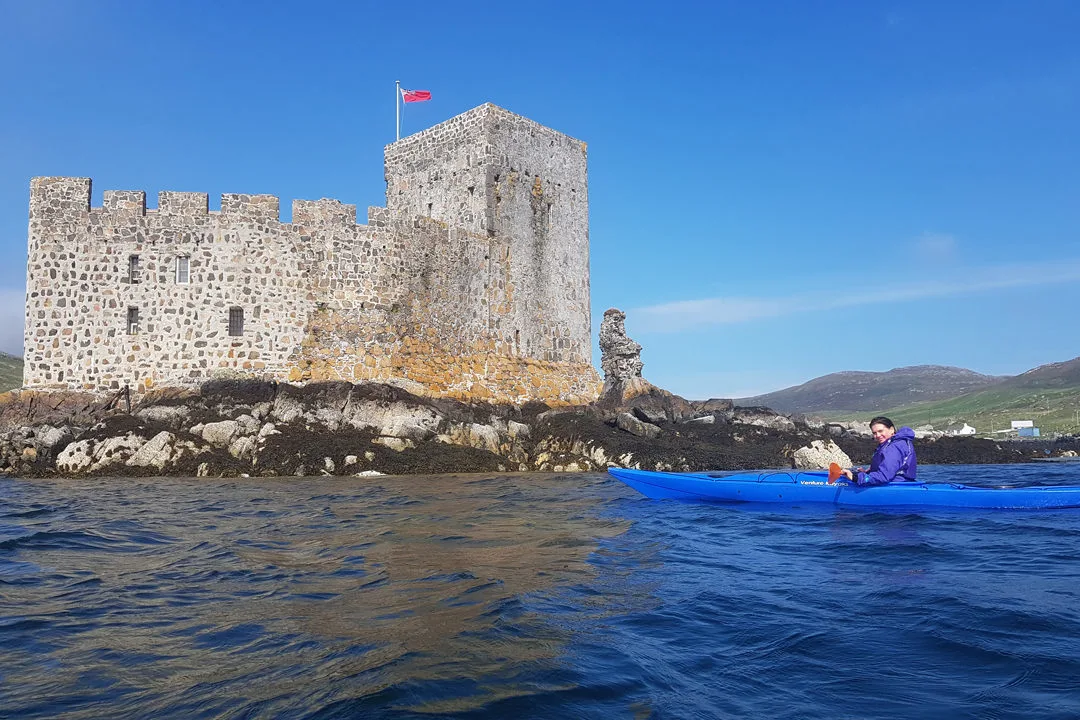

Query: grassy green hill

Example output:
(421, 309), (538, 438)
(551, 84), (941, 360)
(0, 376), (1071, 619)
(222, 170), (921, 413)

(831, 357), (1080, 436)
(883, 386), (1080, 435)
(0, 352), (23, 392)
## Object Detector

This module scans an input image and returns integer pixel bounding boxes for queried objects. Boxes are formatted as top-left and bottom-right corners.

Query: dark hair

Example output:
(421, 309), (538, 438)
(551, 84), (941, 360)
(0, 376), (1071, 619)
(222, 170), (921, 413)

(869, 416), (895, 430)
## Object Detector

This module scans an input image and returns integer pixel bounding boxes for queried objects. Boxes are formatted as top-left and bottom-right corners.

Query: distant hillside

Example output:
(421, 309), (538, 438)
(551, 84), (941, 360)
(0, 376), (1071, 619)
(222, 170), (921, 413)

(884, 357), (1080, 435)
(999, 357), (1080, 389)
(0, 352), (22, 392)
(736, 365), (1006, 415)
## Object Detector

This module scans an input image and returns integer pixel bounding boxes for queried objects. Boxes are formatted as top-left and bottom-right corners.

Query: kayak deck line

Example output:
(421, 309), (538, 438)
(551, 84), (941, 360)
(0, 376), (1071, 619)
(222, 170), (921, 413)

(607, 467), (1080, 510)
(700, 469), (930, 488)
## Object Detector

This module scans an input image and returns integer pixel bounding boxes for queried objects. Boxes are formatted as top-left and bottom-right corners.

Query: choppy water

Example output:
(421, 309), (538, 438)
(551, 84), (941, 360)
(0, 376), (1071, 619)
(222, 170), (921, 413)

(2, 464), (1080, 719)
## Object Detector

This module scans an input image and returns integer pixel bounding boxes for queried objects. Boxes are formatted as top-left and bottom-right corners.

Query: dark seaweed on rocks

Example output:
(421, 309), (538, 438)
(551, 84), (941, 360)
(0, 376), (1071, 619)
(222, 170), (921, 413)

(916, 437), (1028, 465)
(0, 378), (1048, 479)
(376, 444), (506, 475)
(249, 424), (507, 476)
(536, 411), (803, 471)
(834, 434), (1027, 466)
(199, 379), (279, 404)
(80, 413), (167, 442)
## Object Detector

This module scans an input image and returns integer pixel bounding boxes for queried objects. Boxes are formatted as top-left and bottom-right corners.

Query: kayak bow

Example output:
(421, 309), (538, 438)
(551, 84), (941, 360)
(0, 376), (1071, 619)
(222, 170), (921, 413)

(607, 467), (1080, 510)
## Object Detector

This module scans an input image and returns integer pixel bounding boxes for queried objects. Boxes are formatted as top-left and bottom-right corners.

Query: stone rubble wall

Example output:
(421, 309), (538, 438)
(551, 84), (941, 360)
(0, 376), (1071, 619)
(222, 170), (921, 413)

(25, 177), (313, 393)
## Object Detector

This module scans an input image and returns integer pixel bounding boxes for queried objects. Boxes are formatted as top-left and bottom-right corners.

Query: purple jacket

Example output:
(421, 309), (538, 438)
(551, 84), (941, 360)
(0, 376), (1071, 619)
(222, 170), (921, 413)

(853, 426), (918, 486)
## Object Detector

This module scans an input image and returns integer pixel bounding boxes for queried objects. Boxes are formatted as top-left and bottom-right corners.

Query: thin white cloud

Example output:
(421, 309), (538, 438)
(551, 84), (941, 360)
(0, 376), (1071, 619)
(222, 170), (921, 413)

(0, 288), (25, 356)
(633, 259), (1080, 333)
(914, 232), (957, 262)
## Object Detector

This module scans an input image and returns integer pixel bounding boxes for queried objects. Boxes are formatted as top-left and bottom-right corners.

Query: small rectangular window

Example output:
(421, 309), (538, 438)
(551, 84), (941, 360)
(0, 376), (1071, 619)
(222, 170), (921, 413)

(175, 256), (190, 284)
(127, 307), (140, 335)
(128, 255), (140, 283)
(228, 307), (244, 336)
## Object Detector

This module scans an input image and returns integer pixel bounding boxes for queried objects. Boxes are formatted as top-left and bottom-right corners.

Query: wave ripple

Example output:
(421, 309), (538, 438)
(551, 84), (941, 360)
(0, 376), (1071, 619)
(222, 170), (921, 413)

(2, 465), (1080, 718)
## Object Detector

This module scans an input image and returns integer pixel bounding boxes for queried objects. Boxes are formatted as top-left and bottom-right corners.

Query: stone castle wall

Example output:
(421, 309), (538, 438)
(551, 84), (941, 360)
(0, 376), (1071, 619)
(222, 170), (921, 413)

(24, 104), (602, 405)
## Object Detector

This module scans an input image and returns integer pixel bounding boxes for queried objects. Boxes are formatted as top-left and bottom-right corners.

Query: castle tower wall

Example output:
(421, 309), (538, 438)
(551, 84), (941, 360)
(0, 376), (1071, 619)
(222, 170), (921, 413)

(384, 104), (592, 368)
(484, 108), (591, 367)
(384, 109), (492, 234)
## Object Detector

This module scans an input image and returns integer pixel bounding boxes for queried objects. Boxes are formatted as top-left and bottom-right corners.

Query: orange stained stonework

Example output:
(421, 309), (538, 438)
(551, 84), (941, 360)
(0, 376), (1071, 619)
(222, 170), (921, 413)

(289, 335), (600, 407)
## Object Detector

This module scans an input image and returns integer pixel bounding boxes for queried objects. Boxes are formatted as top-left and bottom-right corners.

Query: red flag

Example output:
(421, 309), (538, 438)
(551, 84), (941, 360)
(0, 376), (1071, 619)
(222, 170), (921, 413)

(401, 89), (431, 103)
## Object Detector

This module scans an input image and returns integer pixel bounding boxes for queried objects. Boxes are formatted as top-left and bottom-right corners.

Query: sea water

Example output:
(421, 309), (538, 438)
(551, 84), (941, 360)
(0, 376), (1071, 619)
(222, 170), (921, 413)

(2, 464), (1079, 719)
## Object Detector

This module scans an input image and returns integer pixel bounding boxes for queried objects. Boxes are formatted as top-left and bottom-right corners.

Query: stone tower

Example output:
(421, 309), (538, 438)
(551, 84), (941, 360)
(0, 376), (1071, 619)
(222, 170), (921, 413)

(383, 103), (591, 367)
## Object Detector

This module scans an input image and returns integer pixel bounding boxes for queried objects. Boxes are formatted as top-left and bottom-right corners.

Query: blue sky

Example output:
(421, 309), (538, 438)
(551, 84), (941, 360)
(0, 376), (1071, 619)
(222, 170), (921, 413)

(1, 1), (1077, 398)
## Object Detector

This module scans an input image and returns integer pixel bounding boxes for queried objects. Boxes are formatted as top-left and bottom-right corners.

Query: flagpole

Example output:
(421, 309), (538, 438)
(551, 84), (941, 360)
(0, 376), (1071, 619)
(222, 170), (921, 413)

(395, 80), (401, 141)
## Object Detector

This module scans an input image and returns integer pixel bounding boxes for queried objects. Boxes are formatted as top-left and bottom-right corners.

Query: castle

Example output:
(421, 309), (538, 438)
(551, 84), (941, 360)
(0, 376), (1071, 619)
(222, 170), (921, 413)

(24, 103), (601, 405)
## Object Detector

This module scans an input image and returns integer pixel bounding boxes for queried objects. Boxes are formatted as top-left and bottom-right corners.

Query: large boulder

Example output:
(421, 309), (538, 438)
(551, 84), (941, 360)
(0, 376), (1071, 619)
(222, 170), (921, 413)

(198, 420), (240, 448)
(235, 414), (260, 436)
(228, 435), (257, 460)
(35, 424), (75, 451)
(134, 404), (192, 429)
(58, 433), (148, 474)
(792, 440), (852, 470)
(126, 431), (178, 470)
(691, 398), (735, 413)
(0, 423), (77, 473)
(845, 421), (871, 437)
(56, 439), (95, 474)
(616, 412), (661, 439)
(632, 405), (666, 425)
(734, 407), (796, 431)
(440, 422), (501, 454)
(271, 392), (307, 424)
(91, 434), (147, 469)
(342, 389), (442, 440)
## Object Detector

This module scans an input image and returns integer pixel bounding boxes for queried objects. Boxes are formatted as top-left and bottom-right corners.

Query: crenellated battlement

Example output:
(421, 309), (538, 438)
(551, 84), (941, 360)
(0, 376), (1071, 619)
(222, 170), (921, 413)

(31, 180), (380, 228)
(221, 193), (279, 222)
(158, 191), (209, 216)
(103, 190), (146, 216)
(293, 198), (357, 227)
(29, 177), (91, 218)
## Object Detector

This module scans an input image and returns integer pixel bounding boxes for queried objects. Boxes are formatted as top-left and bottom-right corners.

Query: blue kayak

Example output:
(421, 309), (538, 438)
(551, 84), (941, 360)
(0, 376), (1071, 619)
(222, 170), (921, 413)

(608, 467), (1080, 510)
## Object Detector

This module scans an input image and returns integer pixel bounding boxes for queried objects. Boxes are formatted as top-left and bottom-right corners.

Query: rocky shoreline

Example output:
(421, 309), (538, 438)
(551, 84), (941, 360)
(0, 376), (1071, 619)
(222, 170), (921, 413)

(5, 309), (1076, 480)
(2, 377), (1071, 480)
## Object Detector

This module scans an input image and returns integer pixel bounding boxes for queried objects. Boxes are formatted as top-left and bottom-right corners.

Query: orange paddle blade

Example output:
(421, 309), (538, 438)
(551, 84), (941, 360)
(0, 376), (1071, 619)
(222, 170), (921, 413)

(828, 462), (843, 484)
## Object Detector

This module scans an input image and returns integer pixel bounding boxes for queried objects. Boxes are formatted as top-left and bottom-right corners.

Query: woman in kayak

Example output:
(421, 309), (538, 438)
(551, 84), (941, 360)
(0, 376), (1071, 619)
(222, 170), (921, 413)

(840, 416), (918, 485)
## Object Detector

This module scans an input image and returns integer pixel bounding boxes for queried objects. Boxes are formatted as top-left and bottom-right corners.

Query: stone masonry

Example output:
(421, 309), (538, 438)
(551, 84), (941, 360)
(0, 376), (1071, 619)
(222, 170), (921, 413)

(24, 104), (601, 405)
